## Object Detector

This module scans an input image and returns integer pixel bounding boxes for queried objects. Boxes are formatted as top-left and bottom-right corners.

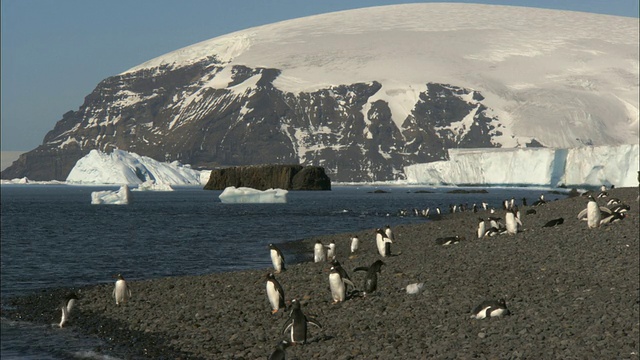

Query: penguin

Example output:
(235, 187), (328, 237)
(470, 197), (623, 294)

(488, 216), (505, 230)
(483, 227), (502, 237)
(330, 259), (353, 284)
(384, 225), (395, 242)
(522, 197), (527, 206)
(532, 194), (546, 206)
(435, 236), (464, 245)
(477, 218), (486, 239)
(375, 228), (392, 257)
(268, 340), (289, 360)
(269, 243), (286, 273)
(470, 298), (510, 319)
(606, 198), (622, 206)
(329, 266), (355, 304)
(505, 209), (522, 235)
(281, 299), (322, 345)
(609, 203), (630, 213)
(585, 195), (601, 228)
(509, 197), (516, 210)
(113, 274), (131, 305)
(266, 273), (286, 314)
(353, 260), (385, 296)
(59, 292), (79, 328)
(542, 218), (564, 227)
(313, 240), (326, 263)
(600, 211), (626, 225)
(481, 202), (488, 211)
(525, 209), (537, 215)
(472, 204), (478, 213)
(325, 240), (336, 260)
(350, 235), (359, 255)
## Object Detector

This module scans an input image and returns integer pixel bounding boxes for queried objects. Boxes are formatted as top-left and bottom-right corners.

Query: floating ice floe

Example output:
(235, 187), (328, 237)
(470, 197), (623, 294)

(91, 185), (132, 205)
(133, 180), (174, 192)
(218, 186), (288, 204)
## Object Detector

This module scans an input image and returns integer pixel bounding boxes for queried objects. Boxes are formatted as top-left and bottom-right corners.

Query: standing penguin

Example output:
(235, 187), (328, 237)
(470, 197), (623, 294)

(266, 273), (286, 314)
(384, 225), (395, 242)
(59, 292), (79, 328)
(470, 298), (511, 319)
(269, 243), (286, 273)
(313, 240), (326, 263)
(586, 195), (601, 229)
(350, 235), (359, 255)
(113, 274), (131, 305)
(329, 266), (355, 304)
(325, 240), (336, 260)
(353, 260), (385, 296)
(477, 218), (486, 239)
(268, 340), (289, 360)
(505, 209), (522, 235)
(281, 299), (322, 344)
(375, 228), (392, 257)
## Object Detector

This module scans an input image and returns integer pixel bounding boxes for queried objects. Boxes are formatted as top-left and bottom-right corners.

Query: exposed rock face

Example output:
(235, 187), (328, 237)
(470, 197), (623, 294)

(203, 164), (331, 190)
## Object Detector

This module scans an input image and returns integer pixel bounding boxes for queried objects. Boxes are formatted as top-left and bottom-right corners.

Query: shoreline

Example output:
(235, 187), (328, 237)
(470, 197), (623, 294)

(5, 187), (639, 359)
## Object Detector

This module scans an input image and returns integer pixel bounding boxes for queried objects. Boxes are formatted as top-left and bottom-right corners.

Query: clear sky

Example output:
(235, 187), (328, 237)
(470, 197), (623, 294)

(1, 0), (638, 152)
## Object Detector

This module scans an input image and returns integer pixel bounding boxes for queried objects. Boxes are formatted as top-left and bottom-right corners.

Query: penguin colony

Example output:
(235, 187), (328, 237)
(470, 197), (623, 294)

(46, 185), (635, 359)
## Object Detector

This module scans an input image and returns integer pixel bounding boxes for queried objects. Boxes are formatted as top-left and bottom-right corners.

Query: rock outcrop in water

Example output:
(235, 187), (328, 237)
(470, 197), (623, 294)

(203, 164), (331, 190)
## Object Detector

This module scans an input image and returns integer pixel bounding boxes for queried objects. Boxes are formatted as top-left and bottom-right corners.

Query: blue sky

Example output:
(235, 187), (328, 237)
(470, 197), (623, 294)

(1, 0), (638, 152)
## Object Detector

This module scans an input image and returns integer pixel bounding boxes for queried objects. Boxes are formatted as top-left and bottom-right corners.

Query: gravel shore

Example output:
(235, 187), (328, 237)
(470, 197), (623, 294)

(7, 187), (639, 359)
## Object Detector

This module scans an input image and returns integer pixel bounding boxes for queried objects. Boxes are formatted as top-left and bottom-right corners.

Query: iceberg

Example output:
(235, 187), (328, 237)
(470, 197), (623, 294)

(404, 144), (639, 188)
(218, 186), (288, 204)
(133, 180), (174, 192)
(91, 185), (132, 205)
(66, 149), (207, 185)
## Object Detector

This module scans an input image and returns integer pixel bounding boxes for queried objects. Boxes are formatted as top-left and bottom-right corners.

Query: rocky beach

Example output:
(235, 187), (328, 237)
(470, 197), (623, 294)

(6, 187), (639, 359)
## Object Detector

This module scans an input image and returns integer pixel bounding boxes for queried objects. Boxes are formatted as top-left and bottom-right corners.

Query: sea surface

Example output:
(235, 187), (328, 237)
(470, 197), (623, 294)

(0, 184), (566, 359)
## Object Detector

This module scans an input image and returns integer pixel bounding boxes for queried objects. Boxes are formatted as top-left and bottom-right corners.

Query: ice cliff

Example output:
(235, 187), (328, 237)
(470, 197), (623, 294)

(404, 144), (639, 188)
(66, 149), (209, 185)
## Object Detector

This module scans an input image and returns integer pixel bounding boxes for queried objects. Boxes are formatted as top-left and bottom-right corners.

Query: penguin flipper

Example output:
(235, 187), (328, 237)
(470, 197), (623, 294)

(281, 321), (293, 336)
(353, 266), (369, 272)
(343, 278), (356, 288)
(599, 206), (612, 215)
(576, 208), (588, 219)
(306, 317), (322, 328)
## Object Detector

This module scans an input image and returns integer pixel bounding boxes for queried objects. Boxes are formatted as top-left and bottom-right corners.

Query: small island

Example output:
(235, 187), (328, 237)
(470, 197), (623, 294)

(203, 164), (331, 191)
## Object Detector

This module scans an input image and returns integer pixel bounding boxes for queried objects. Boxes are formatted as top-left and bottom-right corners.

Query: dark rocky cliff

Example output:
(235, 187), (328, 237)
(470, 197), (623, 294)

(203, 164), (331, 190)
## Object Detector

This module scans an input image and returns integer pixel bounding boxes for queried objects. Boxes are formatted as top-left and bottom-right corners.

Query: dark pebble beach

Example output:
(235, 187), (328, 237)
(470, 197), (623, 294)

(6, 187), (639, 359)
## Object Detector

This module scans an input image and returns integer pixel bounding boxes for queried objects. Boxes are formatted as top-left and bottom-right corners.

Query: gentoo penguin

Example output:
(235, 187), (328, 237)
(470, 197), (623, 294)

(606, 198), (622, 206)
(481, 202), (488, 211)
(281, 299), (322, 344)
(384, 225), (395, 242)
(59, 292), (79, 328)
(505, 209), (522, 235)
(472, 204), (478, 213)
(330, 259), (352, 284)
(266, 273), (286, 314)
(585, 195), (601, 228)
(329, 266), (355, 304)
(542, 218), (564, 227)
(350, 235), (359, 255)
(609, 203), (630, 213)
(113, 274), (131, 305)
(488, 216), (504, 230)
(532, 194), (546, 206)
(325, 240), (336, 260)
(435, 236), (464, 246)
(353, 260), (385, 296)
(269, 243), (286, 273)
(470, 298), (510, 319)
(522, 197), (527, 206)
(477, 218), (486, 239)
(313, 240), (326, 263)
(375, 228), (392, 257)
(268, 340), (289, 360)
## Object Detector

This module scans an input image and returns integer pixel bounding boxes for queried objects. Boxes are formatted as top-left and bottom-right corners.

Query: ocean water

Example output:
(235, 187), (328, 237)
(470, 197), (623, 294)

(0, 184), (565, 359)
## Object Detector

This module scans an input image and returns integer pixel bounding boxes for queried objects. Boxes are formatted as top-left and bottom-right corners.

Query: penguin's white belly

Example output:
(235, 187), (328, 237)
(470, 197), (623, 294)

(350, 238), (359, 253)
(314, 245), (325, 262)
(376, 235), (386, 256)
(114, 280), (130, 304)
(587, 202), (601, 228)
(505, 213), (517, 234)
(477, 223), (486, 239)
(329, 273), (346, 302)
(270, 250), (281, 271)
(266, 282), (280, 310)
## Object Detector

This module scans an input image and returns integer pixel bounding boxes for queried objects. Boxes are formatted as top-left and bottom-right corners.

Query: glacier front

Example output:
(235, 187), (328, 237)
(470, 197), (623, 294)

(404, 144), (639, 188)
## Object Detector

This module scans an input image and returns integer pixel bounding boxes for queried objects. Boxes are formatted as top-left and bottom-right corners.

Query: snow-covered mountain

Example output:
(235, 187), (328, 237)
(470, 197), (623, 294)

(2, 3), (638, 182)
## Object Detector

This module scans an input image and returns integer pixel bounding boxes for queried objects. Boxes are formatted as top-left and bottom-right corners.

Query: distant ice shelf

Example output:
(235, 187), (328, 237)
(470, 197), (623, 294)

(404, 144), (639, 188)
